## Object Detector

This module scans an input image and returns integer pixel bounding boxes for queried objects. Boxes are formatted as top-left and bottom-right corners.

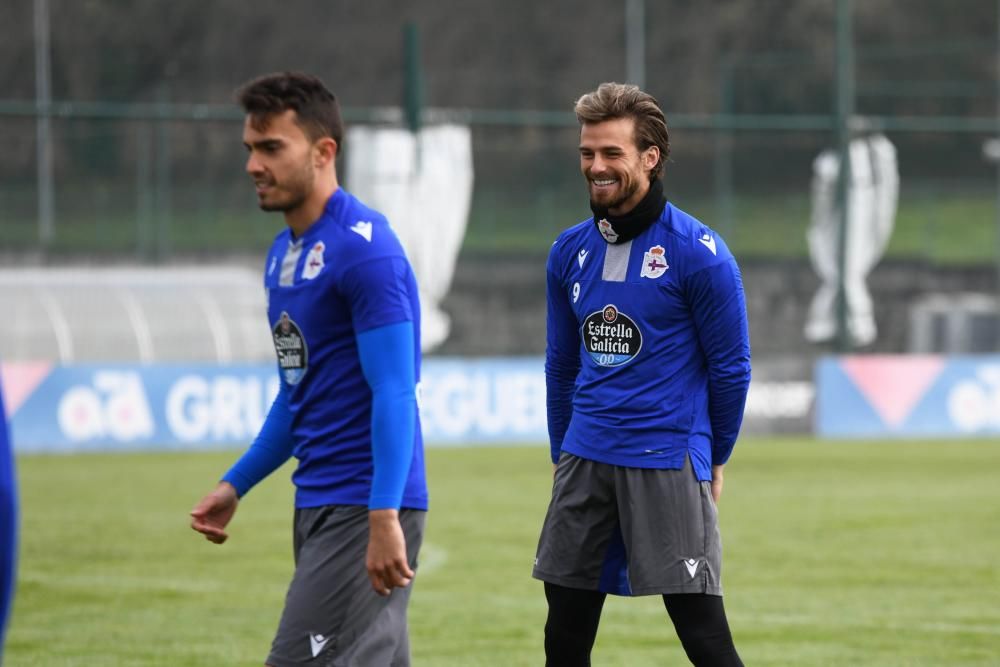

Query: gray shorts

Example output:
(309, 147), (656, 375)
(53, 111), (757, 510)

(532, 453), (723, 596)
(267, 506), (426, 667)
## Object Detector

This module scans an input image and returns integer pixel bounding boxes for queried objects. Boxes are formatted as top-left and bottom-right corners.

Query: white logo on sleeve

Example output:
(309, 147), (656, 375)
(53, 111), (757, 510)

(683, 558), (700, 578)
(310, 633), (331, 657)
(577, 249), (589, 269)
(350, 220), (373, 242)
(698, 233), (717, 256)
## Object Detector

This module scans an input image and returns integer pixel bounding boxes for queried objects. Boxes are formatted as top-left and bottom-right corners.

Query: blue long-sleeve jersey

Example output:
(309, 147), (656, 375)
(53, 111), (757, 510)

(546, 202), (751, 481)
(0, 380), (16, 656)
(225, 188), (427, 511)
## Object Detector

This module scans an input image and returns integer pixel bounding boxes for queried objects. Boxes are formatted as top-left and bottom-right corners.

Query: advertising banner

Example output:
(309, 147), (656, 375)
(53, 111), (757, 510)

(2, 359), (547, 452)
(816, 355), (1000, 437)
(741, 357), (814, 434)
(4, 357), (814, 452)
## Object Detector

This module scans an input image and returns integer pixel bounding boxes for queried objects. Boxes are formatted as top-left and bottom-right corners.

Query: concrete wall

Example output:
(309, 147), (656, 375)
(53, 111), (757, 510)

(3, 257), (995, 363)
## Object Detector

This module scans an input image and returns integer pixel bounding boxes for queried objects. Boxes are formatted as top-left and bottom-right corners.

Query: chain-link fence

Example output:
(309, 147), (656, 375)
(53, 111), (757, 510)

(1, 0), (998, 264)
(2, 116), (995, 264)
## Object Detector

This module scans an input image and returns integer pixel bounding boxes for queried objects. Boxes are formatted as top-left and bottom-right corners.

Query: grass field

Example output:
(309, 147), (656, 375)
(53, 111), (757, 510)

(6, 438), (1000, 666)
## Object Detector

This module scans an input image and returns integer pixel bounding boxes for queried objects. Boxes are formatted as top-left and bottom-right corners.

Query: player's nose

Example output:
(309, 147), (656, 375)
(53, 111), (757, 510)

(245, 151), (264, 176)
(589, 154), (609, 175)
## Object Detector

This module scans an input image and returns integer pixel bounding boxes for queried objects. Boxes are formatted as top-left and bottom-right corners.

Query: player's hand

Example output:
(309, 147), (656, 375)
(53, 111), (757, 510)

(190, 482), (239, 544)
(711, 464), (725, 504)
(366, 509), (413, 596)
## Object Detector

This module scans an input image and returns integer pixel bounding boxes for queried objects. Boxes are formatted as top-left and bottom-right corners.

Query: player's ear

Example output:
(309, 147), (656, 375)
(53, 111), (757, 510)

(642, 145), (659, 171)
(315, 137), (338, 166)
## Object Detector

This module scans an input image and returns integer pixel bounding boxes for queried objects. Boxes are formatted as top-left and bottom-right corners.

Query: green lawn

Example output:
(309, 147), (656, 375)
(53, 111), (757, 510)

(6, 438), (1000, 665)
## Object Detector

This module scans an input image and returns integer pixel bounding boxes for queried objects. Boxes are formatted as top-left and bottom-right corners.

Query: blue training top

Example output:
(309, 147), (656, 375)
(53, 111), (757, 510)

(0, 380), (17, 654)
(224, 188), (427, 511)
(546, 202), (751, 481)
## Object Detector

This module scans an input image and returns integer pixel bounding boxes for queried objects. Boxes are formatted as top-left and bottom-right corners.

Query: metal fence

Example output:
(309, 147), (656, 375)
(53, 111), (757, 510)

(1, 1), (998, 265)
(1, 108), (996, 265)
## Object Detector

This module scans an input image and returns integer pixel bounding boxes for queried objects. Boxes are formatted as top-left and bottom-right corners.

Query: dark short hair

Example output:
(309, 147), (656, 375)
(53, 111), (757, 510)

(237, 72), (343, 146)
(574, 82), (670, 181)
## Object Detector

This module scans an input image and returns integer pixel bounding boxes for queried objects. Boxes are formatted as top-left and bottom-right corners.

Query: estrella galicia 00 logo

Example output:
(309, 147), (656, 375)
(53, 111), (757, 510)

(582, 304), (643, 367)
(273, 311), (308, 385)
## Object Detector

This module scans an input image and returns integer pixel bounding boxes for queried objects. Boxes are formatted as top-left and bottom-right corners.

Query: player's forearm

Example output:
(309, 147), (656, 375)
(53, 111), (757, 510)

(545, 351), (579, 462)
(687, 260), (751, 464)
(222, 384), (294, 497)
(368, 383), (416, 509)
(357, 321), (417, 510)
(545, 265), (581, 463)
(708, 369), (751, 464)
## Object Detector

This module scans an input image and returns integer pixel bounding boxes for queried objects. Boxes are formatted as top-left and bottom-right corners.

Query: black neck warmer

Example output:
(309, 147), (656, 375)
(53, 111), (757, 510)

(590, 178), (667, 244)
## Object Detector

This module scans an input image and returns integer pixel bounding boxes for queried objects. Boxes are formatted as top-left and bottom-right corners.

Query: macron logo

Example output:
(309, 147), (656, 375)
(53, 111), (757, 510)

(578, 249), (589, 269)
(350, 221), (373, 242)
(683, 558), (699, 579)
(698, 234), (717, 256)
(310, 633), (331, 657)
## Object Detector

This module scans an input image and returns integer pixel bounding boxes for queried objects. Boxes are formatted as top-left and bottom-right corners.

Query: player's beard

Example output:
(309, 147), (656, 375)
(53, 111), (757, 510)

(587, 171), (640, 213)
(258, 159), (316, 213)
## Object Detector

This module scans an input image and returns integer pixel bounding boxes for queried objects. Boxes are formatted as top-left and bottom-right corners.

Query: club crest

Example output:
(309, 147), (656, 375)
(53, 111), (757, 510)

(597, 219), (618, 243)
(302, 241), (325, 280)
(640, 245), (669, 279)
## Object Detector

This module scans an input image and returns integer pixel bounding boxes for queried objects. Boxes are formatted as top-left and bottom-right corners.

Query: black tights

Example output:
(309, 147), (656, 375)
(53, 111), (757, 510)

(543, 582), (744, 667)
(662, 592), (744, 666)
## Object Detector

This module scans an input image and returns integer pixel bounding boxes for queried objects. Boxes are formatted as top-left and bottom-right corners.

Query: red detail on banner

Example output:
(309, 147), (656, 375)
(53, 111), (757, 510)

(841, 355), (945, 428)
(0, 361), (54, 417)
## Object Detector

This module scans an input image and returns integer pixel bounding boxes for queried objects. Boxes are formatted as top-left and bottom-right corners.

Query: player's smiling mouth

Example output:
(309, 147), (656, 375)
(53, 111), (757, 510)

(591, 178), (618, 189)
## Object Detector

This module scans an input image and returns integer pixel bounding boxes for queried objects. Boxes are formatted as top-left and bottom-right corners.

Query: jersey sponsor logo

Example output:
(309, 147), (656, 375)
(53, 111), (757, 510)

(309, 633), (331, 657)
(350, 220), (373, 242)
(683, 558), (700, 578)
(597, 218), (618, 243)
(582, 304), (643, 367)
(640, 245), (669, 279)
(698, 233), (717, 256)
(302, 241), (326, 280)
(273, 311), (308, 385)
(577, 248), (589, 269)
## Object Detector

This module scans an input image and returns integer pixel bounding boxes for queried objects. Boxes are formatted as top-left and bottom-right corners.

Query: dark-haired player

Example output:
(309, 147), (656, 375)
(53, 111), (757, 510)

(190, 72), (427, 667)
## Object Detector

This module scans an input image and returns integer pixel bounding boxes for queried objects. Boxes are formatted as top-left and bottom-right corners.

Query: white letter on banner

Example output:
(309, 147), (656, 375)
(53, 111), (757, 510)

(948, 365), (1000, 432)
(472, 372), (506, 437)
(210, 377), (246, 440)
(244, 376), (265, 435)
(427, 371), (471, 438)
(58, 386), (106, 441)
(948, 382), (985, 432)
(94, 372), (154, 441)
(258, 376), (282, 431)
(166, 376), (210, 442)
(507, 372), (546, 434)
